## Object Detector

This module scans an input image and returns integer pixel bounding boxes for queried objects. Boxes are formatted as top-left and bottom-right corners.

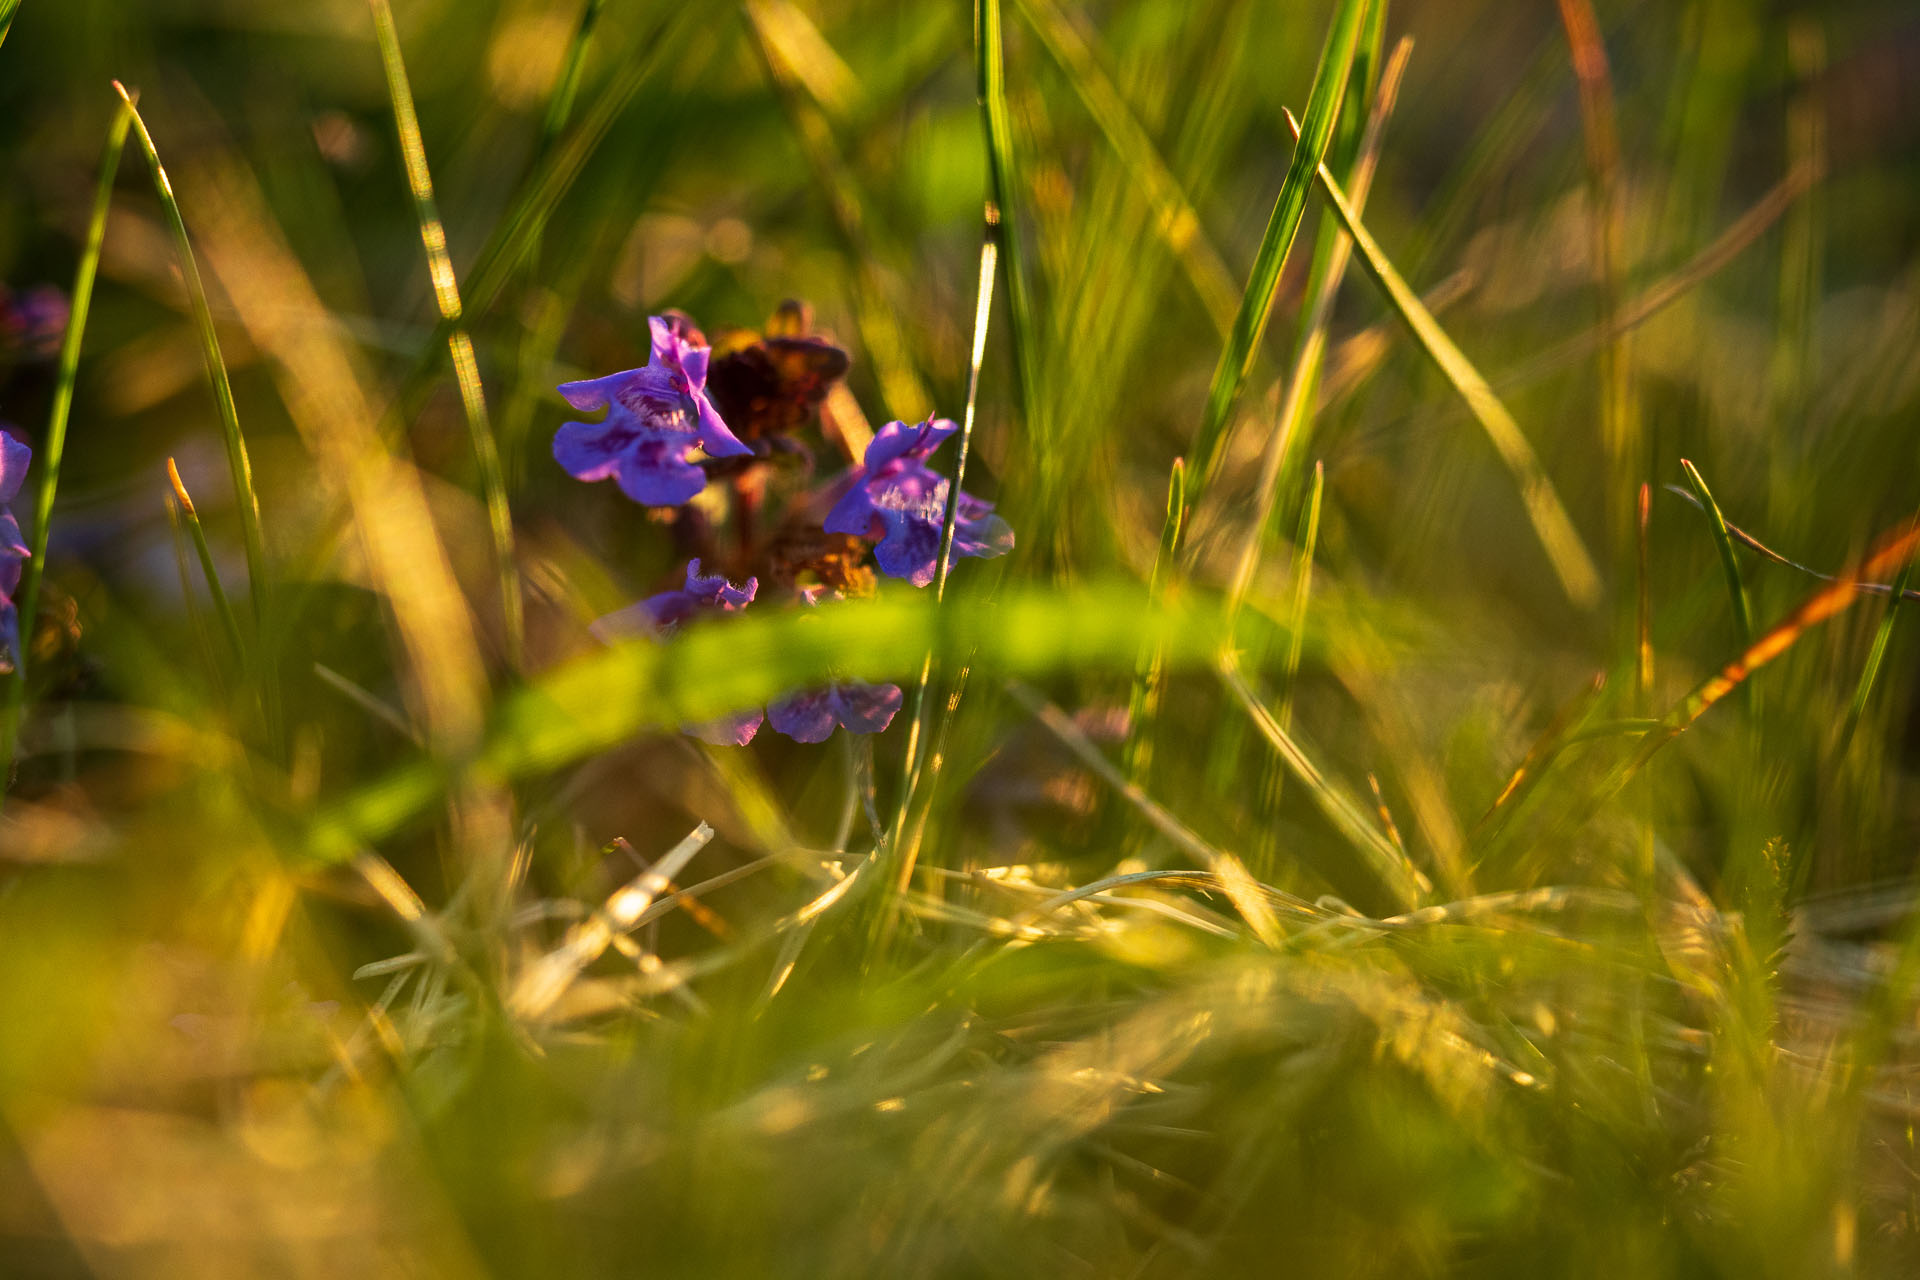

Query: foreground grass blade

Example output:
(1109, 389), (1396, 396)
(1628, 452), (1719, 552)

(369, 0), (523, 669)
(1297, 114), (1602, 610)
(114, 82), (270, 634)
(0, 0), (17, 50)
(1011, 0), (1238, 335)
(13, 97), (133, 694)
(1184, 0), (1370, 505)
(308, 583), (1225, 861)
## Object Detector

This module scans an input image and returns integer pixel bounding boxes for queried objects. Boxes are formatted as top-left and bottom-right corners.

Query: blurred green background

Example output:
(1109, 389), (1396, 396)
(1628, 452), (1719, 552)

(1, 0), (1920, 1274)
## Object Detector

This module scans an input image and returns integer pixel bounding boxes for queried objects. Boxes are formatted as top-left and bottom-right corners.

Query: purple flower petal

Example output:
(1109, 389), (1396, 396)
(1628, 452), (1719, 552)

(829, 416), (1011, 587)
(831, 682), (902, 734)
(766, 689), (838, 743)
(0, 430), (30, 507)
(553, 316), (748, 506)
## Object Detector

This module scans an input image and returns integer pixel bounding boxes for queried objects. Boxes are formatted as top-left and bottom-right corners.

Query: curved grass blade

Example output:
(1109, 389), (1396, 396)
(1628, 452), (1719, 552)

(368, 0), (522, 669)
(1662, 483), (1920, 602)
(1296, 113), (1602, 610)
(1010, 0), (1239, 335)
(1184, 0), (1370, 505)
(114, 82), (269, 634)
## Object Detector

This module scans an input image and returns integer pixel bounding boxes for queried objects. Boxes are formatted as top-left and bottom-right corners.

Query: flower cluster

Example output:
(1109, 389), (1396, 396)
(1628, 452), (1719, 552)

(0, 428), (32, 669)
(556, 309), (1012, 745)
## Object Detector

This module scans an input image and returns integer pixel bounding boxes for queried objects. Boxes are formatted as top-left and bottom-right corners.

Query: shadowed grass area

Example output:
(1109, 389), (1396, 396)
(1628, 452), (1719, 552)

(0, 0), (1918, 1275)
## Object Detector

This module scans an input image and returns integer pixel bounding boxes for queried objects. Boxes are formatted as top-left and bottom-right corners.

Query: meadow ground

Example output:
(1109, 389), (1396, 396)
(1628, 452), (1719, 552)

(0, 0), (1918, 1274)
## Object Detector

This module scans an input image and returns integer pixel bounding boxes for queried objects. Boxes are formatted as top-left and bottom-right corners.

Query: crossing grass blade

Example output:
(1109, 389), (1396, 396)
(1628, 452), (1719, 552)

(1294, 112), (1603, 611)
(114, 83), (270, 636)
(1010, 0), (1239, 336)
(368, 0), (523, 670)
(1183, 0), (1371, 507)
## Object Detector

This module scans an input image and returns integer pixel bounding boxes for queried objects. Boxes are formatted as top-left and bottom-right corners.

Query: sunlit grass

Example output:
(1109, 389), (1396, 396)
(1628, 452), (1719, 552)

(0, 0), (1917, 1274)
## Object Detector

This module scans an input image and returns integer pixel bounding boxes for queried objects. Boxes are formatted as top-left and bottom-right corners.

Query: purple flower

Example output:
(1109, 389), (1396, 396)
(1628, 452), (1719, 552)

(554, 315), (751, 507)
(767, 681), (902, 743)
(0, 428), (31, 667)
(593, 559), (762, 745)
(824, 417), (1013, 587)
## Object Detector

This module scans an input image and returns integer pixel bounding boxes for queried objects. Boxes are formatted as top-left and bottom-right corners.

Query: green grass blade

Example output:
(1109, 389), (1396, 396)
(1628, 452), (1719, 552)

(977, 0), (1042, 473)
(114, 82), (270, 635)
(165, 459), (246, 664)
(368, 0), (522, 670)
(15, 97), (133, 678)
(1218, 654), (1428, 911)
(1010, 0), (1238, 336)
(1678, 459), (1755, 654)
(1301, 121), (1603, 610)
(1253, 459), (1324, 877)
(0, 0), (18, 50)
(1838, 558), (1914, 756)
(1122, 456), (1186, 787)
(308, 583), (1228, 861)
(1184, 0), (1370, 507)
(1226, 35), (1408, 630)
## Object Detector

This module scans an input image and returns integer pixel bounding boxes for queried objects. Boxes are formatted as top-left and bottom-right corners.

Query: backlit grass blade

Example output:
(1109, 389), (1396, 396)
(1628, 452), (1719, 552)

(1122, 456), (1186, 787)
(1297, 114), (1603, 610)
(11, 95), (133, 711)
(114, 82), (269, 635)
(1678, 459), (1755, 657)
(1226, 36), (1408, 629)
(1602, 511), (1920, 805)
(1010, 0), (1238, 336)
(1218, 653), (1429, 911)
(369, 0), (523, 669)
(977, 0), (1042, 462)
(1183, 0), (1370, 506)
(165, 459), (245, 664)
(1838, 559), (1914, 756)
(0, 0), (18, 49)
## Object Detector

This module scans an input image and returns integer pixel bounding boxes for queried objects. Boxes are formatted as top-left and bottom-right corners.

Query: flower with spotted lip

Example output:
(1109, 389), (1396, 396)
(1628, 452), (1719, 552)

(554, 315), (751, 507)
(823, 417), (1013, 588)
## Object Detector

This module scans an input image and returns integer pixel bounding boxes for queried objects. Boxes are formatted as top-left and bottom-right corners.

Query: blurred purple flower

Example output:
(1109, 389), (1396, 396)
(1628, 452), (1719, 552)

(593, 559), (762, 745)
(0, 285), (68, 360)
(0, 428), (32, 668)
(554, 315), (751, 507)
(767, 681), (902, 744)
(824, 417), (1013, 588)
(764, 587), (902, 743)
